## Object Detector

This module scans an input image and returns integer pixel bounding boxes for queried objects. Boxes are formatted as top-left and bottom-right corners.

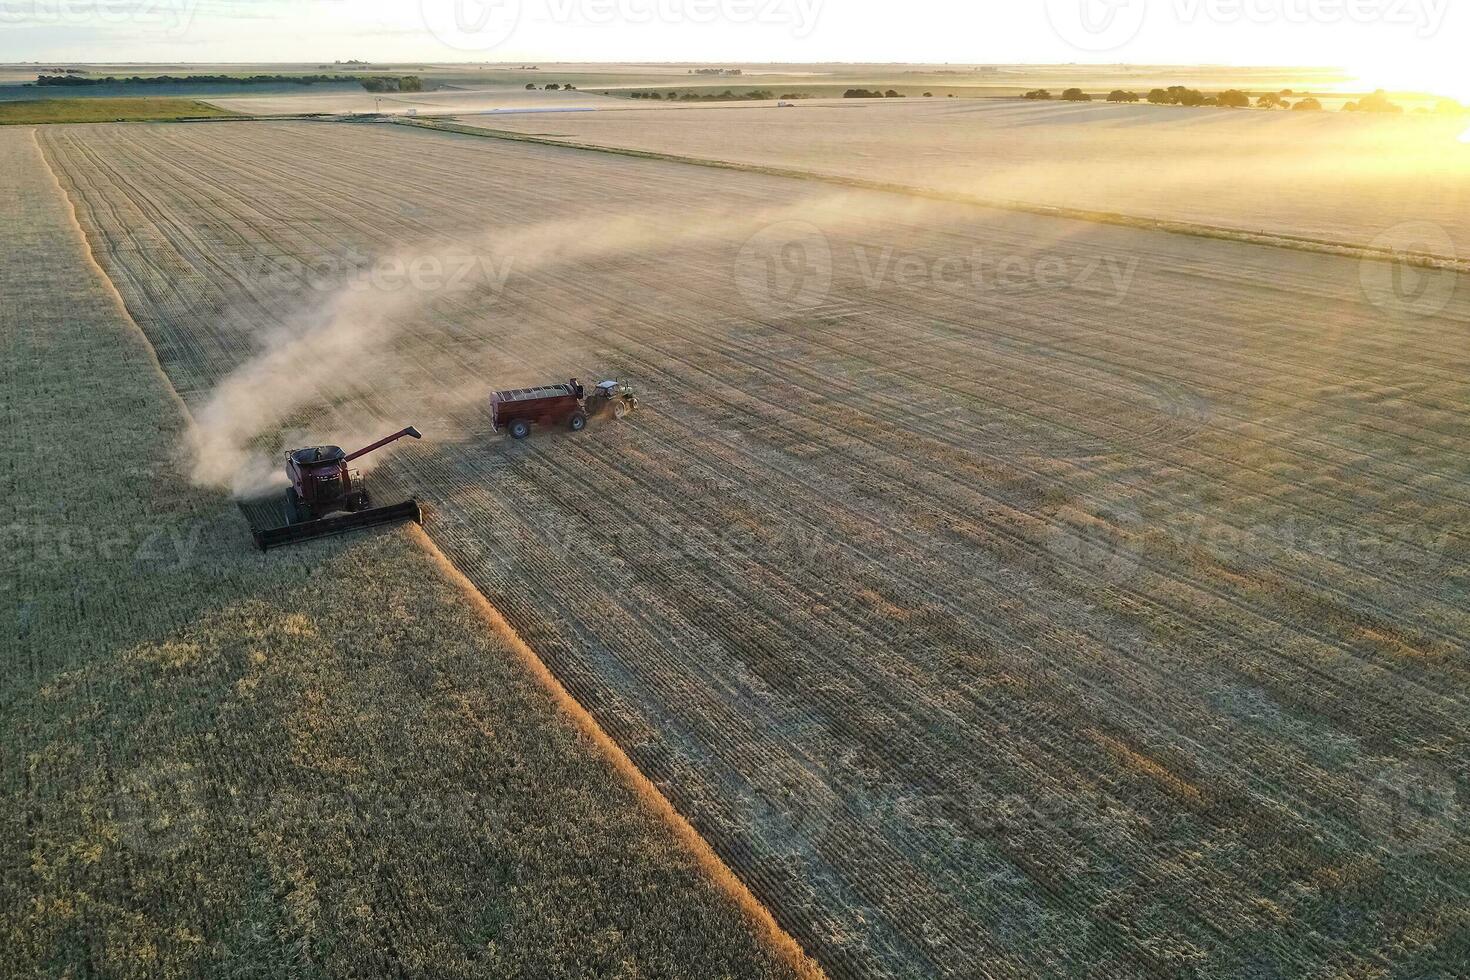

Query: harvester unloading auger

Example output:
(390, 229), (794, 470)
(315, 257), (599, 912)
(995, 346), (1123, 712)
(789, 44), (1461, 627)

(253, 426), (424, 551)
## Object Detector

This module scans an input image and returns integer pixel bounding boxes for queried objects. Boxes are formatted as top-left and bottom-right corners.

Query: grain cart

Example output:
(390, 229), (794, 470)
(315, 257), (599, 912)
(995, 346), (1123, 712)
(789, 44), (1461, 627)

(253, 426), (423, 550)
(490, 378), (638, 439)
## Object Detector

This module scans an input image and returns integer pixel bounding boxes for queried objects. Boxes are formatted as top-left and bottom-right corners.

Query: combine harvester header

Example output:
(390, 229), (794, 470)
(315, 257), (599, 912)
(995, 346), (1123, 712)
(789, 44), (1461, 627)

(254, 426), (424, 550)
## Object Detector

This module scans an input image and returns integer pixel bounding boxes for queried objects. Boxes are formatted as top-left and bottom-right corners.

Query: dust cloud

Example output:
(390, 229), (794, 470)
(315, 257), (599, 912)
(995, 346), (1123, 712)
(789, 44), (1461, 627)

(186, 192), (909, 497)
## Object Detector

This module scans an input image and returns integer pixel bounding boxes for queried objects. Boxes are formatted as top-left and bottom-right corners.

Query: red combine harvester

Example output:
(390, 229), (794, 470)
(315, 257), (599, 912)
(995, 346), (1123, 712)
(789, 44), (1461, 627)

(490, 378), (638, 439)
(253, 426), (424, 550)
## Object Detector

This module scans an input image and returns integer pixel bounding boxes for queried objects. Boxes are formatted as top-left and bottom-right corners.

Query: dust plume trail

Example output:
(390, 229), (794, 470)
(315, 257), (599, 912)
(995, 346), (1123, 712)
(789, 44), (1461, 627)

(189, 212), (683, 495)
(188, 193), (913, 496)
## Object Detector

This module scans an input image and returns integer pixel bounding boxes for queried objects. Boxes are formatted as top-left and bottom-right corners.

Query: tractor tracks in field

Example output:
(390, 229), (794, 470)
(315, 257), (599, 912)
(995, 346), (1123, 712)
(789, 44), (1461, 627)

(33, 124), (830, 980)
(37, 119), (1470, 979)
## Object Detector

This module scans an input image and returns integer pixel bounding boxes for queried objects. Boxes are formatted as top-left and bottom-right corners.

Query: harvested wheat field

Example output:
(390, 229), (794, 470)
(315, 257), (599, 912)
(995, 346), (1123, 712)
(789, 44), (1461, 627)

(0, 125), (816, 979)
(464, 98), (1470, 253)
(34, 118), (1470, 977)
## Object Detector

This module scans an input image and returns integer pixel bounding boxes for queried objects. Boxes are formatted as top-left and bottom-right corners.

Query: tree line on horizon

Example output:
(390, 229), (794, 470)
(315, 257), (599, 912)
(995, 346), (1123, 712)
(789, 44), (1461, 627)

(1023, 85), (1463, 114)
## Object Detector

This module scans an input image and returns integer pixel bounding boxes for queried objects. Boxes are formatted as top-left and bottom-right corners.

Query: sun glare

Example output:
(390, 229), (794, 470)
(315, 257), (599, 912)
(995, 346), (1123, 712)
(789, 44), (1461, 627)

(1346, 58), (1467, 105)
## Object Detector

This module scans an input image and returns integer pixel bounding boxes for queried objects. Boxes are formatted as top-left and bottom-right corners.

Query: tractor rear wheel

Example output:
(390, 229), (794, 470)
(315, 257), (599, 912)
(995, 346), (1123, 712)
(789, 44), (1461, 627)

(509, 419), (531, 440)
(569, 412), (587, 432)
(613, 399), (631, 420)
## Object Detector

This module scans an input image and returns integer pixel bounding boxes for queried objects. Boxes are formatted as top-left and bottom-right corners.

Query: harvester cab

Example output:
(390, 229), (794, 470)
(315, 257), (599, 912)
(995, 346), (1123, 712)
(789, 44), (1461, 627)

(254, 426), (424, 550)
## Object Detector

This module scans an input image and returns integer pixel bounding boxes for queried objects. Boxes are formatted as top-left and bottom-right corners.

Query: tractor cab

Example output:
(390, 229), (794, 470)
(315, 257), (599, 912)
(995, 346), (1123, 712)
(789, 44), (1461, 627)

(595, 379), (637, 399)
(590, 379), (638, 419)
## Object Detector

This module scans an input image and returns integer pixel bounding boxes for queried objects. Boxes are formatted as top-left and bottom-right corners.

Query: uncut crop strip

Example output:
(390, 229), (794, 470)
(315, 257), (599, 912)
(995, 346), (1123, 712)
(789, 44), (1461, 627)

(41, 120), (1470, 978)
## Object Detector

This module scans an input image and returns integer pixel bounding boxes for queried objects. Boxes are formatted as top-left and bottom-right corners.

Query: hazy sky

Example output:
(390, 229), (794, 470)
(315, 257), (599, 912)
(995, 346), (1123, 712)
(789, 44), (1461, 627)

(1, 0), (1464, 95)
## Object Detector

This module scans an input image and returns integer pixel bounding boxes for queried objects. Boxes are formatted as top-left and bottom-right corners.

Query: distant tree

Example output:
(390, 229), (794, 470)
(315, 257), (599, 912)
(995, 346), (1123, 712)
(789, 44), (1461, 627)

(1023, 89), (1052, 100)
(545, 83), (560, 90)
(564, 83), (575, 90)
(884, 89), (903, 98)
(1257, 92), (1287, 109)
(525, 82), (536, 90)
(1146, 88), (1170, 105)
(1061, 88), (1092, 102)
(1358, 89), (1403, 113)
(845, 88), (883, 98)
(1217, 89), (1251, 108)
(1172, 86), (1206, 107)
(1292, 97), (1323, 111)
(1343, 101), (1359, 111)
(923, 92), (934, 97)
(1106, 89), (1140, 103)
(647, 91), (661, 99)
(1201, 96), (1219, 106)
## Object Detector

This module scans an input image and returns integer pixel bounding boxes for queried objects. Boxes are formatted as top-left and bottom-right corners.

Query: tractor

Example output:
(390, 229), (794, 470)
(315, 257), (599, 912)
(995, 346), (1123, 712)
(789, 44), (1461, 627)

(490, 378), (638, 439)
